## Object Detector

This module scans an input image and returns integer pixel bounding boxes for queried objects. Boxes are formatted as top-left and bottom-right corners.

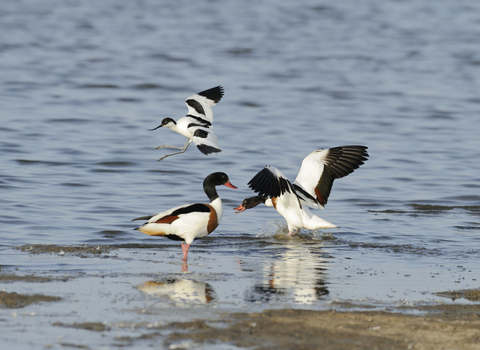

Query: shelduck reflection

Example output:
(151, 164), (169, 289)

(137, 278), (216, 305)
(243, 238), (330, 305)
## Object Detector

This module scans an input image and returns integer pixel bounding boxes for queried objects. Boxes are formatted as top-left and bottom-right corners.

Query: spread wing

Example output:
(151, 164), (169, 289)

(190, 127), (221, 155)
(247, 166), (301, 208)
(185, 86), (224, 124)
(293, 145), (369, 209)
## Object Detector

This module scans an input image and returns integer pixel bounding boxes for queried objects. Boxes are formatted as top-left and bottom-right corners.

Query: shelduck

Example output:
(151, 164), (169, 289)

(234, 146), (369, 236)
(133, 172), (237, 260)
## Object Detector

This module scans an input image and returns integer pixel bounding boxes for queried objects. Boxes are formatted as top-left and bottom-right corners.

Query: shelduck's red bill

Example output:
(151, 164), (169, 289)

(224, 181), (238, 189)
(233, 205), (245, 213)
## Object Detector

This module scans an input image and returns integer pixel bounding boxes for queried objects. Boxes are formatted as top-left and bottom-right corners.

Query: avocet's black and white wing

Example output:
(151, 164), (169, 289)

(185, 86), (224, 124)
(293, 146), (369, 209)
(190, 127), (221, 155)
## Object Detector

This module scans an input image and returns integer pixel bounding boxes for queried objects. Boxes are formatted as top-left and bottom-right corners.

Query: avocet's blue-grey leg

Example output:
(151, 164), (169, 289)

(157, 138), (192, 161)
(155, 137), (191, 150)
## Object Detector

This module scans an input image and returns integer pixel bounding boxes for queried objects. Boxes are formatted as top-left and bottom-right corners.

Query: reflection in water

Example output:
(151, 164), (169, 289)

(137, 278), (216, 305)
(244, 238), (330, 305)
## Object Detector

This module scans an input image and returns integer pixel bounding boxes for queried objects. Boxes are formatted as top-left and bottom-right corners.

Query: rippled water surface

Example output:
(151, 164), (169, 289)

(1, 0), (480, 348)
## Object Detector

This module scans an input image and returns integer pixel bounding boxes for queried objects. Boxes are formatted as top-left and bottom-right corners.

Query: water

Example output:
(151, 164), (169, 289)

(1, 0), (480, 348)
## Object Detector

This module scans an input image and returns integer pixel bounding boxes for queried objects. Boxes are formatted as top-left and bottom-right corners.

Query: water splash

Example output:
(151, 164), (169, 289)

(257, 220), (288, 237)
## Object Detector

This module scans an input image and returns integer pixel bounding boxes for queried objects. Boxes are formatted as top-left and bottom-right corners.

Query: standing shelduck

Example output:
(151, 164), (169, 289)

(234, 146), (369, 236)
(132, 172), (237, 260)
(149, 86), (224, 161)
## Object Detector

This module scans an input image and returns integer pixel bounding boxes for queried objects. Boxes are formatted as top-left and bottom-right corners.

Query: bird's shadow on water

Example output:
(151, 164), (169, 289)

(131, 221), (337, 308)
(136, 277), (217, 305)
(227, 221), (335, 306)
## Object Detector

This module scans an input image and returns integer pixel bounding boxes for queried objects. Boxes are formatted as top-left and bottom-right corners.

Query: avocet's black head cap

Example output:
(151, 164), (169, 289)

(148, 118), (176, 131)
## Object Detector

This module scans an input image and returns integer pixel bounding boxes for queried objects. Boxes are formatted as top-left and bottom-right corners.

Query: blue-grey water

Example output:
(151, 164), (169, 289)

(1, 0), (480, 348)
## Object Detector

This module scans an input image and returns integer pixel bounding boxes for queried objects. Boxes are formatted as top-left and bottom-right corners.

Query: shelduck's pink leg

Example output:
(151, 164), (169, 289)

(287, 229), (299, 237)
(181, 242), (190, 260)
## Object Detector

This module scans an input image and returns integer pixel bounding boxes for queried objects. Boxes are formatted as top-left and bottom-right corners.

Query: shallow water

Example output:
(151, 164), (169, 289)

(1, 0), (480, 348)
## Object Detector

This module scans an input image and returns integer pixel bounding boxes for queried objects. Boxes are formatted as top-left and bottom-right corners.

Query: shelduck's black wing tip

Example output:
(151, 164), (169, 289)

(325, 145), (369, 179)
(247, 166), (291, 198)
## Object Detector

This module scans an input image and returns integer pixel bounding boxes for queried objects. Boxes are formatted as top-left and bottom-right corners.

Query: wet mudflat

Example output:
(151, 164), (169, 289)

(0, 291), (60, 309)
(2, 239), (480, 350)
(161, 307), (480, 350)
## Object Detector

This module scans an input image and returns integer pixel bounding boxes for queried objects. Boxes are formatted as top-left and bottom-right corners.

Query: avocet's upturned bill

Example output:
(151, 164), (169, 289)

(132, 172), (237, 260)
(149, 86), (224, 161)
(234, 146), (369, 236)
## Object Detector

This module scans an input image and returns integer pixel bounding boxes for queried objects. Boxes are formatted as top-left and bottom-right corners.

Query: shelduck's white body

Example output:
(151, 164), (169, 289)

(136, 198), (223, 243)
(263, 196), (338, 233)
